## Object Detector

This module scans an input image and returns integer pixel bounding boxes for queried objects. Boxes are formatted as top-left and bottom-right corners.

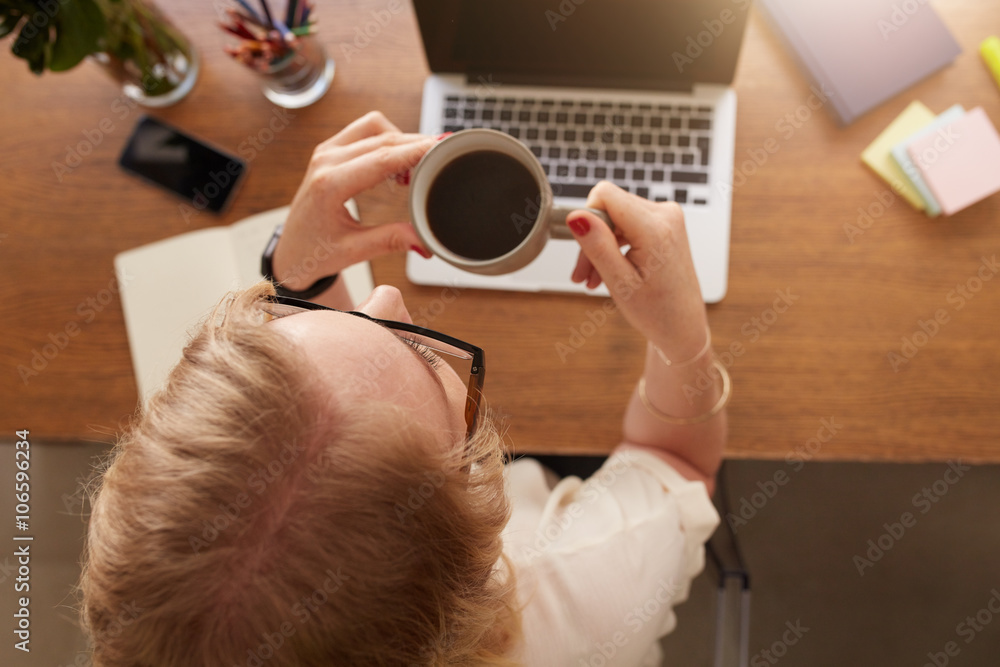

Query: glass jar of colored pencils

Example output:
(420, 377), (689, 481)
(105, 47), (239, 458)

(92, 0), (200, 107)
(256, 35), (334, 109)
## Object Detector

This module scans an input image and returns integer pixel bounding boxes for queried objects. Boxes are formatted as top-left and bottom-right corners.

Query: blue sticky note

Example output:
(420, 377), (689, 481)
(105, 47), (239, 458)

(890, 105), (965, 217)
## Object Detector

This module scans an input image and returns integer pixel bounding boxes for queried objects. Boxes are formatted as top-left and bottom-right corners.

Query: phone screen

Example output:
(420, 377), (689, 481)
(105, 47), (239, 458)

(119, 116), (247, 214)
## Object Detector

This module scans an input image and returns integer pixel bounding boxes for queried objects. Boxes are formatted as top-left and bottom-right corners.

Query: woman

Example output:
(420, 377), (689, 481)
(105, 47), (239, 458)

(80, 112), (727, 666)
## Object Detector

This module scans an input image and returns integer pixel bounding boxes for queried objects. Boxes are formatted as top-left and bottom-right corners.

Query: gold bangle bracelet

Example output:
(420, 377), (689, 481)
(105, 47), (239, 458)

(638, 357), (732, 425)
(652, 324), (712, 368)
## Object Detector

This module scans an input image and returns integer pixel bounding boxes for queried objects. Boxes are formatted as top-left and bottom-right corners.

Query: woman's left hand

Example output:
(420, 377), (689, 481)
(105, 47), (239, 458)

(271, 112), (437, 290)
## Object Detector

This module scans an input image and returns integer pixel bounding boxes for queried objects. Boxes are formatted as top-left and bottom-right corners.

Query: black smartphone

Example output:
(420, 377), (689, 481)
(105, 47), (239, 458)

(119, 115), (248, 214)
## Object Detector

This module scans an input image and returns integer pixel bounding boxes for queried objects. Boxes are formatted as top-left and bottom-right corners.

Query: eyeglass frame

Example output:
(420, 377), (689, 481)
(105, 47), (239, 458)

(260, 295), (486, 440)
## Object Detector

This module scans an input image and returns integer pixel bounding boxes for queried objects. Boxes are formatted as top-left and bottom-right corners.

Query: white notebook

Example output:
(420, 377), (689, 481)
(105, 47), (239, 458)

(115, 203), (373, 404)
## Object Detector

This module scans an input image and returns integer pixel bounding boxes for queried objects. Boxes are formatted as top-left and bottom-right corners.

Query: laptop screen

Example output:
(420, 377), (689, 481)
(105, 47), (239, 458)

(413, 0), (750, 91)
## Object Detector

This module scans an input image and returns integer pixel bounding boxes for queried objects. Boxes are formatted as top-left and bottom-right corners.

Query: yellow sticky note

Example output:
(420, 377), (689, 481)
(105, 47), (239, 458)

(982, 36), (1000, 91)
(861, 101), (936, 211)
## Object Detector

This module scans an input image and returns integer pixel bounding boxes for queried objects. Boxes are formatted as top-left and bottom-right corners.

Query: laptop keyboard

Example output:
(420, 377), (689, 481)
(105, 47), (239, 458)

(441, 95), (714, 206)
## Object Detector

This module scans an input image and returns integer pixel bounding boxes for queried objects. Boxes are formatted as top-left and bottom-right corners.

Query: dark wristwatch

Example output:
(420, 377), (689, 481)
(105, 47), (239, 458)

(260, 223), (339, 300)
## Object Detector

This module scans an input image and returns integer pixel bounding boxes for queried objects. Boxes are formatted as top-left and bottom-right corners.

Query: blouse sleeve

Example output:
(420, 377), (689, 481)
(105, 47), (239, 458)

(503, 445), (720, 666)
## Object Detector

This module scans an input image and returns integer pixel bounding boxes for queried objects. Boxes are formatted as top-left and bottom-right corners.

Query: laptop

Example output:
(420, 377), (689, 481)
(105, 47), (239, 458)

(406, 0), (750, 303)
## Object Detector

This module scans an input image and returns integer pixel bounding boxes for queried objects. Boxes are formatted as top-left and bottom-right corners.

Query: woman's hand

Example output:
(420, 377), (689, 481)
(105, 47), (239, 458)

(567, 182), (708, 361)
(271, 112), (436, 290)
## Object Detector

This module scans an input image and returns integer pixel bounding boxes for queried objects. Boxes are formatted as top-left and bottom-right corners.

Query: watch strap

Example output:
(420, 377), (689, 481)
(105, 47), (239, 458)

(260, 223), (339, 300)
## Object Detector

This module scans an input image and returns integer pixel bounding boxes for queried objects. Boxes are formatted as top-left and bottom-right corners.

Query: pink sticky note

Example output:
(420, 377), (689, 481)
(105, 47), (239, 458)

(907, 107), (1000, 216)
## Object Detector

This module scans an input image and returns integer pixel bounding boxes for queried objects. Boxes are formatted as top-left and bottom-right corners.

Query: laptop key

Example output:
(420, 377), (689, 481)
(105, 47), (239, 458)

(639, 134), (652, 146)
(563, 129), (577, 142)
(639, 103), (652, 111)
(568, 147), (581, 160)
(482, 109), (494, 121)
(599, 101), (613, 109)
(537, 111), (550, 123)
(545, 129), (558, 141)
(443, 125), (463, 133)
(483, 97), (497, 105)
(530, 145), (542, 157)
(631, 115), (644, 127)
(674, 189), (688, 203)
(643, 151), (656, 164)
(519, 110), (531, 122)
(586, 148), (599, 160)
(463, 108), (475, 119)
(541, 163), (550, 175)
(678, 105), (692, 113)
(552, 183), (595, 198)
(594, 167), (607, 179)
(624, 150), (637, 162)
(605, 149), (618, 161)
(580, 101), (594, 108)
(557, 164), (569, 177)
(502, 98), (516, 105)
(658, 134), (671, 147)
(556, 112), (568, 124)
(672, 171), (707, 184)
(632, 168), (646, 180)
(636, 186), (650, 199)
(613, 167), (626, 180)
(669, 117), (682, 129)
(677, 135), (691, 148)
(619, 103), (632, 110)
(548, 147), (562, 159)
(620, 133), (634, 145)
(593, 113), (606, 125)
(560, 100), (574, 107)
(697, 106), (712, 113)
(689, 118), (712, 130)
(650, 117), (663, 129)
(575, 113), (588, 125)
(527, 128), (539, 140)
(652, 169), (665, 182)
(500, 109), (512, 121)
(601, 131), (615, 144)
(655, 196), (668, 202)
(542, 99), (555, 106)
(507, 128), (521, 139)
(583, 130), (595, 142)
(445, 108), (457, 118)
(576, 166), (588, 178)
(693, 198), (708, 205)
(446, 95), (459, 102)
(681, 153), (695, 165)
(613, 114), (625, 126)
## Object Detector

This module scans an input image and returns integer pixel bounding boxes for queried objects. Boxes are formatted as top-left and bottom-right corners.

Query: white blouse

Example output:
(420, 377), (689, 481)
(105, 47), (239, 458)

(502, 446), (720, 666)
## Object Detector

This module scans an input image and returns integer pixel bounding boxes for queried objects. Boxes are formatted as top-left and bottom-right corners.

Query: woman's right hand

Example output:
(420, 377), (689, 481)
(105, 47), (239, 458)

(567, 182), (709, 362)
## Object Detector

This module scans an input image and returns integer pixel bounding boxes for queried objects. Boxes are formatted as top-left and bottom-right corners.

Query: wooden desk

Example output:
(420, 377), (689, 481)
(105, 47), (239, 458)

(2, 1), (998, 462)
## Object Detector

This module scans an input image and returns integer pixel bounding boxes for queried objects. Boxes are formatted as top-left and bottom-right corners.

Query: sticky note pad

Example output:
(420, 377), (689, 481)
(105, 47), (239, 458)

(982, 36), (1000, 91)
(907, 107), (1000, 216)
(861, 101), (936, 210)
(891, 105), (965, 217)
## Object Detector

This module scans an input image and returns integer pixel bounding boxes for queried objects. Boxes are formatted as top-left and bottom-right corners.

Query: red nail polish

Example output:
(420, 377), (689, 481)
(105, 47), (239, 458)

(435, 132), (453, 141)
(395, 170), (411, 186)
(410, 245), (432, 259)
(568, 217), (590, 236)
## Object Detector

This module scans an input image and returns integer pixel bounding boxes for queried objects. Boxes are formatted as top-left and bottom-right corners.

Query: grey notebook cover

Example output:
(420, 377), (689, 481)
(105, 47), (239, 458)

(757, 0), (961, 126)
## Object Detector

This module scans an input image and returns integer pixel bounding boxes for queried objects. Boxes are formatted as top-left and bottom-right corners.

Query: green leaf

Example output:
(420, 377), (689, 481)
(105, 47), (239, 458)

(49, 0), (106, 71)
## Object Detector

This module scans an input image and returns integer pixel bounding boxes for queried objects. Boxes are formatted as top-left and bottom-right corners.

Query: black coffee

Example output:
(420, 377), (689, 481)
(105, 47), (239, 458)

(426, 150), (541, 260)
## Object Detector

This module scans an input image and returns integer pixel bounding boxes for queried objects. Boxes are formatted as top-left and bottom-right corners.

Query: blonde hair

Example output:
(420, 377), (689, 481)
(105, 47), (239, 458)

(80, 282), (521, 666)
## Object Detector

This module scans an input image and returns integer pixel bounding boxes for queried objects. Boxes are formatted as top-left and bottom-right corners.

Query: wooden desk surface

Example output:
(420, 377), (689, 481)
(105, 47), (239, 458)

(2, 1), (998, 462)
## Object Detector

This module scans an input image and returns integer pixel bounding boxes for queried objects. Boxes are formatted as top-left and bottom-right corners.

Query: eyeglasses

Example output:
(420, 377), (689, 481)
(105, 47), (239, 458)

(260, 295), (486, 440)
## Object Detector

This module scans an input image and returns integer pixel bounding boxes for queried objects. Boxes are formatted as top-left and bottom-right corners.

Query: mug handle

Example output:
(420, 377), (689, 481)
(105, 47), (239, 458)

(547, 206), (615, 240)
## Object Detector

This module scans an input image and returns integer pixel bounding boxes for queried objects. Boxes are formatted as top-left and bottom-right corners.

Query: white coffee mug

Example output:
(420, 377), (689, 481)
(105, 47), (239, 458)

(410, 129), (613, 275)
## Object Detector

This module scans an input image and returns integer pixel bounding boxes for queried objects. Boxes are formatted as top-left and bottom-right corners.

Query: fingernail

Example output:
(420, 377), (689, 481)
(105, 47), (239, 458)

(567, 217), (590, 236)
(410, 245), (432, 259)
(395, 170), (411, 186)
(435, 132), (453, 141)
